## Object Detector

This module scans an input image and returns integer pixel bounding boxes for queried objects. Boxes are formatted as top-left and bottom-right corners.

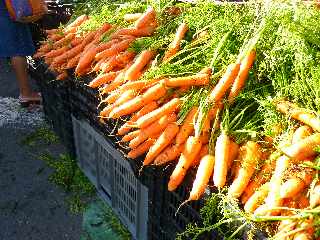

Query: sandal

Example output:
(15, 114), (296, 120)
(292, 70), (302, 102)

(19, 93), (42, 108)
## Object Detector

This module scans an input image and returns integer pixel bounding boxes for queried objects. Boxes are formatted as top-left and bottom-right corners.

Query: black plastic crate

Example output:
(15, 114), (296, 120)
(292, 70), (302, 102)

(30, 60), (75, 156)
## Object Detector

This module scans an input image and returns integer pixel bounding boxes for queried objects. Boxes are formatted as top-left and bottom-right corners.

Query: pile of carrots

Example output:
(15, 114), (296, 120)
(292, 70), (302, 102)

(34, 5), (320, 240)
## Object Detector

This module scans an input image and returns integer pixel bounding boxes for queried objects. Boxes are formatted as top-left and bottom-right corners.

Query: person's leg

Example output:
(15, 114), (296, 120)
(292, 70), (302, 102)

(11, 56), (39, 99)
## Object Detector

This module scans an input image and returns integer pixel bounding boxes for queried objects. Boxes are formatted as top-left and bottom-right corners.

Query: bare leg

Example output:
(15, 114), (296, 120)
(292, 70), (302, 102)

(11, 56), (38, 98)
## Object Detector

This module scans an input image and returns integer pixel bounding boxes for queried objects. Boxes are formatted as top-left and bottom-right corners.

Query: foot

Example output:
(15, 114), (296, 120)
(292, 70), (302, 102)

(19, 92), (42, 107)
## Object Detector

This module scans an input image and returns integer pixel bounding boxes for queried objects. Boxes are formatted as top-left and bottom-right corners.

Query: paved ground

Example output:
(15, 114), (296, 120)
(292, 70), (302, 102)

(0, 58), (83, 240)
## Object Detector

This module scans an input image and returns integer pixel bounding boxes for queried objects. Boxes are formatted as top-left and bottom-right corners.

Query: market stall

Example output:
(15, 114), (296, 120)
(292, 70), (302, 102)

(31, 1), (320, 239)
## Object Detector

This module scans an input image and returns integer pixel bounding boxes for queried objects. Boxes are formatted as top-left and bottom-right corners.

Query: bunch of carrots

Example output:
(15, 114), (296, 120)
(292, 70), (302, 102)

(34, 3), (320, 239)
(34, 7), (158, 81)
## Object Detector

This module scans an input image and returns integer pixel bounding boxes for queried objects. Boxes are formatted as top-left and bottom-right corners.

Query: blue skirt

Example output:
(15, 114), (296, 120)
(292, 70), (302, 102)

(0, 3), (35, 57)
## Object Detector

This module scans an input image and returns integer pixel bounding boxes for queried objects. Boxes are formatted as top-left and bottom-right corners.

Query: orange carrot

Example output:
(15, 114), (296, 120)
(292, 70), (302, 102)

(52, 32), (75, 48)
(168, 136), (202, 191)
(66, 53), (81, 69)
(117, 101), (158, 135)
(127, 138), (156, 159)
(109, 82), (167, 118)
(124, 50), (156, 81)
(163, 23), (189, 62)
(276, 101), (320, 132)
(65, 15), (88, 30)
(95, 39), (119, 53)
(143, 123), (180, 166)
(124, 13), (143, 22)
(121, 130), (140, 142)
(279, 178), (306, 199)
(292, 126), (313, 144)
(281, 133), (320, 162)
(208, 62), (241, 103)
(175, 106), (198, 145)
(75, 46), (97, 75)
(227, 140), (239, 169)
(88, 72), (118, 88)
(129, 113), (177, 149)
(164, 73), (209, 87)
(52, 43), (84, 65)
(45, 46), (69, 58)
(100, 90), (137, 117)
(228, 50), (256, 103)
(104, 91), (121, 104)
(241, 160), (275, 204)
(137, 98), (181, 129)
(213, 131), (230, 188)
(228, 141), (261, 198)
(95, 38), (135, 61)
(191, 144), (209, 167)
(310, 184), (320, 208)
(135, 7), (156, 29)
(244, 183), (269, 213)
(111, 27), (155, 39)
(56, 71), (68, 81)
(153, 143), (185, 166)
(188, 154), (215, 200)
(101, 71), (126, 93)
(101, 55), (118, 73)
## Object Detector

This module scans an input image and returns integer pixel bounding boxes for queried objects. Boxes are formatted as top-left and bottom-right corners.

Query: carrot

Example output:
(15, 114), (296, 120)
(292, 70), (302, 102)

(56, 71), (68, 81)
(101, 71), (126, 93)
(104, 91), (121, 104)
(228, 50), (256, 103)
(244, 183), (269, 213)
(168, 136), (202, 191)
(241, 160), (275, 204)
(276, 101), (320, 132)
(111, 27), (155, 39)
(228, 141), (261, 198)
(109, 82), (167, 119)
(65, 15), (88, 30)
(227, 140), (239, 169)
(134, 7), (156, 29)
(75, 46), (97, 75)
(292, 126), (313, 144)
(95, 39), (119, 54)
(121, 130), (140, 142)
(52, 32), (75, 48)
(66, 53), (81, 69)
(153, 143), (185, 166)
(175, 106), (198, 145)
(45, 46), (69, 59)
(101, 55), (118, 73)
(188, 154), (215, 200)
(163, 23), (189, 62)
(137, 98), (181, 129)
(70, 37), (83, 47)
(281, 133), (320, 162)
(118, 80), (150, 92)
(116, 50), (136, 64)
(124, 13), (143, 22)
(127, 138), (156, 159)
(279, 178), (306, 199)
(117, 101), (158, 135)
(143, 123), (180, 166)
(260, 155), (290, 216)
(208, 62), (241, 103)
(124, 50), (156, 81)
(191, 144), (209, 167)
(88, 72), (118, 88)
(129, 113), (177, 149)
(213, 131), (230, 188)
(164, 73), (210, 87)
(100, 90), (137, 117)
(51, 43), (84, 65)
(293, 232), (313, 240)
(310, 184), (320, 208)
(95, 38), (135, 61)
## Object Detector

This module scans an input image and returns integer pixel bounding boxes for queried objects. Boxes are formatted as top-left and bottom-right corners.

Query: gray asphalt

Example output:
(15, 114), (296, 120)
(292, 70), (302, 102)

(0, 58), (83, 240)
